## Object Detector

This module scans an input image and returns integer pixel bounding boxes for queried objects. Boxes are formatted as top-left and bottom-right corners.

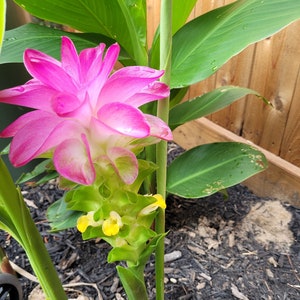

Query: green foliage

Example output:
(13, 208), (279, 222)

(115, 233), (165, 299)
(0, 23), (116, 63)
(16, 158), (57, 185)
(14, 0), (148, 64)
(150, 0), (197, 68)
(0, 158), (67, 299)
(167, 142), (268, 198)
(47, 196), (82, 232)
(117, 266), (148, 300)
(171, 0), (300, 88)
(169, 86), (269, 130)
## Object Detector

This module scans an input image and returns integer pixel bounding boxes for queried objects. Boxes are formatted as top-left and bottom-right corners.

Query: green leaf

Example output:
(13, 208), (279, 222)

(167, 142), (268, 198)
(172, 0), (198, 35)
(14, 0), (148, 64)
(47, 196), (82, 232)
(150, 0), (197, 68)
(169, 86), (269, 129)
(0, 23), (115, 64)
(116, 266), (148, 300)
(108, 245), (140, 264)
(171, 0), (300, 88)
(0, 143), (9, 155)
(0, 0), (5, 52)
(16, 159), (56, 184)
(0, 157), (26, 243)
(169, 86), (189, 109)
(137, 233), (166, 268)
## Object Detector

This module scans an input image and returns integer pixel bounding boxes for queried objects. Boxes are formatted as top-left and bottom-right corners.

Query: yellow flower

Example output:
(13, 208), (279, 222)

(102, 211), (123, 236)
(139, 194), (166, 216)
(77, 211), (102, 233)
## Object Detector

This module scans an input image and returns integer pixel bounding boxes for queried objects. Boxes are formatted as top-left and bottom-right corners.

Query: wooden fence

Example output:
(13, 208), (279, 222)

(147, 1), (300, 205)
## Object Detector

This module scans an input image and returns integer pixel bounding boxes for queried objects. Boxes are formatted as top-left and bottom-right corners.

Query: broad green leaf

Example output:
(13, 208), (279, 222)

(172, 0), (198, 35)
(171, 0), (300, 88)
(0, 23), (115, 63)
(116, 266), (148, 300)
(169, 86), (269, 129)
(47, 197), (82, 232)
(167, 142), (267, 198)
(14, 0), (148, 64)
(0, 0), (5, 52)
(150, 0), (197, 68)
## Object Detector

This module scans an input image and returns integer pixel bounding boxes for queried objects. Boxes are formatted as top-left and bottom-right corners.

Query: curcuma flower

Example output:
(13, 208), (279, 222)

(0, 37), (172, 185)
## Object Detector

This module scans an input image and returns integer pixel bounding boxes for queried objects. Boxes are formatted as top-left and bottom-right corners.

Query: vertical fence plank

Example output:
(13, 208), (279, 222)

(146, 1), (300, 167)
(243, 19), (300, 158)
(280, 68), (300, 166)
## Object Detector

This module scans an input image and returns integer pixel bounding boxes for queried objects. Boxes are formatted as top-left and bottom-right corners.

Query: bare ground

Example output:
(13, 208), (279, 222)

(0, 180), (300, 300)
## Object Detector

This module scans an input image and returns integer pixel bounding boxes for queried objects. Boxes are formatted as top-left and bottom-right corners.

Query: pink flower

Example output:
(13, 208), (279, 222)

(0, 37), (172, 185)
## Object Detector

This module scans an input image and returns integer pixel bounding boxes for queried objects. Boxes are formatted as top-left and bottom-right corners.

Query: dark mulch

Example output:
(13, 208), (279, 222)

(0, 146), (300, 299)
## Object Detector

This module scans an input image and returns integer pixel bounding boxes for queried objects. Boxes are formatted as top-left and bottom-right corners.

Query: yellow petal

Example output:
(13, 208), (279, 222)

(77, 215), (90, 233)
(77, 211), (101, 233)
(153, 194), (166, 209)
(102, 211), (123, 236)
(139, 194), (166, 216)
(102, 220), (120, 236)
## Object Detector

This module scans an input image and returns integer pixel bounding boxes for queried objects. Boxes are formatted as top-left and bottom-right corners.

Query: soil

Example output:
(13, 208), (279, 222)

(0, 147), (300, 299)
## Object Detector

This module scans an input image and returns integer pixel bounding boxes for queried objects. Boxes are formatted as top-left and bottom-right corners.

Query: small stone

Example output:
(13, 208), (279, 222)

(170, 277), (177, 283)
(164, 250), (182, 263)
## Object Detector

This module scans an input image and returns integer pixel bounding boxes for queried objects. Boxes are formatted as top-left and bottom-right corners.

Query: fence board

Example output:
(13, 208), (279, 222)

(147, 1), (300, 168)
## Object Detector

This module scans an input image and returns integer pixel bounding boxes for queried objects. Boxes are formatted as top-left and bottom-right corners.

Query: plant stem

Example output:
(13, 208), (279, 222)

(155, 1), (172, 299)
(17, 188), (67, 300)
(0, 158), (67, 300)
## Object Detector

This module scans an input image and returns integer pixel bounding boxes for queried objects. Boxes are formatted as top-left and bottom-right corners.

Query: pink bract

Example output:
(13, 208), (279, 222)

(0, 37), (172, 185)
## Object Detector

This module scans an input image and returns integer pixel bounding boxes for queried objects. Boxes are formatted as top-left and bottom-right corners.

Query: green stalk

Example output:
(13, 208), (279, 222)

(155, 1), (172, 299)
(0, 158), (67, 300)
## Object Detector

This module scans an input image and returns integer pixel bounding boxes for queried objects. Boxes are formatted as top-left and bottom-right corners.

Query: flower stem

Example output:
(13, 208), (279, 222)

(0, 158), (67, 300)
(155, 1), (172, 299)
